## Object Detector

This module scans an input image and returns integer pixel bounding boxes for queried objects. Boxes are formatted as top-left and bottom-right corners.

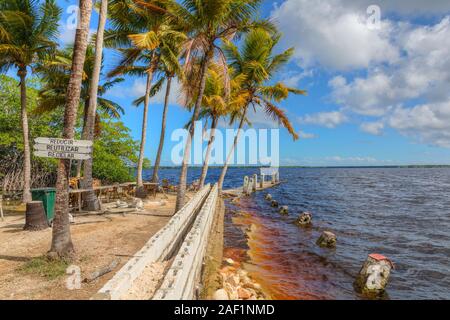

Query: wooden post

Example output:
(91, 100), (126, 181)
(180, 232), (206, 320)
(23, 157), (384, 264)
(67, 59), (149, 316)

(0, 193), (4, 222)
(260, 174), (264, 188)
(253, 174), (258, 191)
(247, 178), (254, 195)
(243, 176), (249, 192)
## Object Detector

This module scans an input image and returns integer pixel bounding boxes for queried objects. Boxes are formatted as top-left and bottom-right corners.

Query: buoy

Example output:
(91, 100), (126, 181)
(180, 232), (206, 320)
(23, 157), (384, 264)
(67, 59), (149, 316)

(354, 253), (394, 296)
(316, 231), (336, 248)
(265, 194), (272, 201)
(279, 206), (289, 215)
(295, 212), (312, 227)
(271, 200), (279, 208)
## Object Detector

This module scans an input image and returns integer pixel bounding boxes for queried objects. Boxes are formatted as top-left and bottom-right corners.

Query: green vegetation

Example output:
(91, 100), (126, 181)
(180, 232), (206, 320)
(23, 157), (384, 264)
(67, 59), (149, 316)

(19, 256), (69, 280)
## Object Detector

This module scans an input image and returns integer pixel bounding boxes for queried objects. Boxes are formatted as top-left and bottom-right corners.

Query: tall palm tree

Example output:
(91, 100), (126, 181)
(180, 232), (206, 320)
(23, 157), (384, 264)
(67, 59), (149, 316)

(217, 28), (306, 191)
(0, 0), (61, 203)
(157, 0), (269, 211)
(190, 63), (248, 189)
(81, 0), (108, 211)
(50, 0), (93, 259)
(107, 0), (185, 197)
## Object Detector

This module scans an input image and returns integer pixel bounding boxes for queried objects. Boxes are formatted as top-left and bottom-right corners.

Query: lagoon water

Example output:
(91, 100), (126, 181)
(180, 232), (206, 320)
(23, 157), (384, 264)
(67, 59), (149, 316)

(145, 167), (450, 300)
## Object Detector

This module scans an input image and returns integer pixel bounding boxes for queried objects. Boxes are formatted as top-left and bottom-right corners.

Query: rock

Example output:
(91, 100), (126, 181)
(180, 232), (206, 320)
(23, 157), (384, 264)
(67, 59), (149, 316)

(213, 289), (229, 300)
(223, 274), (240, 287)
(265, 194), (272, 201)
(296, 212), (312, 227)
(237, 287), (252, 300)
(316, 231), (337, 248)
(271, 200), (279, 208)
(224, 258), (235, 266)
(279, 206), (289, 215)
(354, 253), (394, 296)
(131, 198), (144, 210)
(224, 283), (239, 300)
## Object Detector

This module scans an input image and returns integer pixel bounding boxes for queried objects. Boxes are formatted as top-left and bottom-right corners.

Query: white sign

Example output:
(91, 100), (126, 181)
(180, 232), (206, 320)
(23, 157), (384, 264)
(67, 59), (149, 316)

(34, 150), (91, 160)
(34, 143), (92, 154)
(34, 137), (93, 147)
(260, 167), (279, 175)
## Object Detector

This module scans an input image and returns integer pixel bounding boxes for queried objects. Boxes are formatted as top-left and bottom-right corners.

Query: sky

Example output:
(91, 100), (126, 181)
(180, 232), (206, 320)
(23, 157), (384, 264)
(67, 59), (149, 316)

(48, 1), (450, 166)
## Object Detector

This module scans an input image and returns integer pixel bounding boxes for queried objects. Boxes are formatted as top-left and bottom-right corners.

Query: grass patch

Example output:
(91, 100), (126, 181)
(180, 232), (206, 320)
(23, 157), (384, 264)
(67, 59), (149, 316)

(19, 256), (69, 280)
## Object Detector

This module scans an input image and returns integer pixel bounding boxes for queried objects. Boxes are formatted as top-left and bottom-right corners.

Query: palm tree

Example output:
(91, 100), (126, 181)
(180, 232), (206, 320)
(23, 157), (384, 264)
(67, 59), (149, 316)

(190, 63), (248, 189)
(106, 0), (185, 197)
(217, 28), (306, 191)
(0, 0), (61, 203)
(157, 0), (269, 211)
(50, 0), (93, 259)
(82, 0), (109, 211)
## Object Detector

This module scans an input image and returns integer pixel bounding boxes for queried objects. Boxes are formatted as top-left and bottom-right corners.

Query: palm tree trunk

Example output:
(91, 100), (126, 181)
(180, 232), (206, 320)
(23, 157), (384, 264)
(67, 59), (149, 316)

(82, 0), (108, 211)
(218, 106), (248, 192)
(175, 48), (213, 212)
(136, 55), (158, 198)
(151, 75), (172, 183)
(199, 115), (218, 189)
(76, 98), (90, 178)
(50, 0), (93, 260)
(18, 68), (31, 203)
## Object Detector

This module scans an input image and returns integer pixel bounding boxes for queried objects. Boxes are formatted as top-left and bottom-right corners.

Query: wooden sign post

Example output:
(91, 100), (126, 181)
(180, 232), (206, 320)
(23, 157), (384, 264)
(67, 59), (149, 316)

(33, 137), (93, 160)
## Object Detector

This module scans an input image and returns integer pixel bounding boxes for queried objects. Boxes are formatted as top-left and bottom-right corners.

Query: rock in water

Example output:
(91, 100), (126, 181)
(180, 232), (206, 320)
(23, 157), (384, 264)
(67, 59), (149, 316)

(271, 200), (279, 208)
(213, 289), (229, 300)
(279, 206), (289, 215)
(296, 212), (312, 227)
(316, 231), (336, 248)
(265, 194), (272, 201)
(354, 253), (394, 296)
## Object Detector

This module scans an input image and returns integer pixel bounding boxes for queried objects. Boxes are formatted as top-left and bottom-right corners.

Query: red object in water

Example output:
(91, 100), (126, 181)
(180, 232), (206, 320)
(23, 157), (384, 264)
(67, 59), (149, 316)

(369, 253), (395, 269)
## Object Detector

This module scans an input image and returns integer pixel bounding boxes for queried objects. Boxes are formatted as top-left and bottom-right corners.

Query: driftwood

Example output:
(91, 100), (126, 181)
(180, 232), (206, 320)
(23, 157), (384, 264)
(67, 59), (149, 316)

(83, 258), (120, 283)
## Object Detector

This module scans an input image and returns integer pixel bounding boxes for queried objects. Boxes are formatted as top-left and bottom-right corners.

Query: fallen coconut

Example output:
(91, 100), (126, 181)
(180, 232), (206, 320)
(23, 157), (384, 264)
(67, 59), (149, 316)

(271, 200), (279, 208)
(295, 212), (312, 227)
(316, 231), (337, 248)
(279, 206), (289, 215)
(354, 253), (394, 297)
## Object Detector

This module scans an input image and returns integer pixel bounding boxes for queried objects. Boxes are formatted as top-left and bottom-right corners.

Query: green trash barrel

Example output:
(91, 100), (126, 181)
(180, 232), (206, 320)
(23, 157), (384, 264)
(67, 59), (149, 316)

(31, 188), (56, 223)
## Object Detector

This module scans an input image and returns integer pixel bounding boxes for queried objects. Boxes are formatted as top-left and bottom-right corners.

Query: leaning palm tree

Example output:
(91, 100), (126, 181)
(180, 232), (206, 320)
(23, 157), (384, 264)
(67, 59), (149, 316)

(188, 62), (248, 189)
(106, 0), (185, 197)
(154, 0), (270, 211)
(217, 28), (306, 191)
(50, 0), (93, 259)
(0, 0), (61, 203)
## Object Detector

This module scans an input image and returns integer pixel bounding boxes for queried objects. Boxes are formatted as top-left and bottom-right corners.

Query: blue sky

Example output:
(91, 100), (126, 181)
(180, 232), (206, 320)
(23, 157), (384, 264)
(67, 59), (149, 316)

(49, 1), (450, 166)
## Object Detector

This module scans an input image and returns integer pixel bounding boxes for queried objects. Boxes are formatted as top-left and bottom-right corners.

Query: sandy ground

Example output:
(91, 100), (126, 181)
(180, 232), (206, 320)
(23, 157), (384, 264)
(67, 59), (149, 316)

(0, 192), (189, 300)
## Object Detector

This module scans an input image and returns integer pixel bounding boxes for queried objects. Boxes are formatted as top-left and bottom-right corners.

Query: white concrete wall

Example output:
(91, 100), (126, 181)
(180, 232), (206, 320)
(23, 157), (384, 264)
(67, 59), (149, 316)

(153, 184), (219, 300)
(95, 184), (211, 300)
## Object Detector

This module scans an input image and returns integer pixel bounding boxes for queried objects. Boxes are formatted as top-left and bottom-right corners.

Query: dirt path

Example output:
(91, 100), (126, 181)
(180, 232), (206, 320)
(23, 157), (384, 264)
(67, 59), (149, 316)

(0, 193), (185, 300)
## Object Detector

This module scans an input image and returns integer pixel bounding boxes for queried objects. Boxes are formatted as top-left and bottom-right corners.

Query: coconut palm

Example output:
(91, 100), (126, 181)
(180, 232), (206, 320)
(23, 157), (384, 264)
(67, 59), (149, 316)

(217, 28), (306, 191)
(106, 0), (185, 197)
(153, 0), (270, 211)
(37, 45), (125, 126)
(0, 0), (61, 203)
(188, 62), (248, 189)
(50, 0), (93, 259)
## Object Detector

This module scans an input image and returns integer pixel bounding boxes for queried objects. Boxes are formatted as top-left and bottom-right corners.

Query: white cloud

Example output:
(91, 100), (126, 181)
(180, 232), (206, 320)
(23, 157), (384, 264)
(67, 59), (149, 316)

(299, 111), (348, 128)
(271, 0), (399, 70)
(387, 102), (450, 147)
(298, 130), (317, 139)
(360, 122), (384, 135)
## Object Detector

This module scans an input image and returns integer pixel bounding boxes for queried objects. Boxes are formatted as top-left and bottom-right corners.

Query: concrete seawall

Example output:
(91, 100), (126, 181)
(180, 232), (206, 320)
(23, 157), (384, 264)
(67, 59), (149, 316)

(153, 184), (219, 300)
(93, 185), (212, 300)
